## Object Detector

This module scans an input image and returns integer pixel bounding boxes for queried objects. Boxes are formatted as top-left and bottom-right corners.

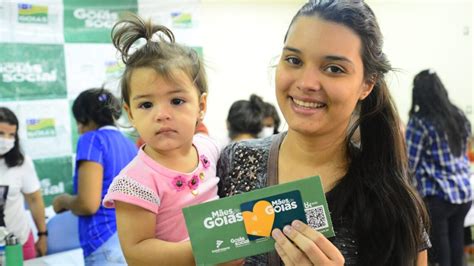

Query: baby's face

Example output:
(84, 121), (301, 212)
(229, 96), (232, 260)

(126, 67), (203, 156)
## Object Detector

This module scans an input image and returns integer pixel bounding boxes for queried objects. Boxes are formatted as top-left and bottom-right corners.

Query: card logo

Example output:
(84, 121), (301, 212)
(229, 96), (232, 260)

(203, 208), (243, 229)
(242, 201), (275, 238)
(240, 190), (306, 240)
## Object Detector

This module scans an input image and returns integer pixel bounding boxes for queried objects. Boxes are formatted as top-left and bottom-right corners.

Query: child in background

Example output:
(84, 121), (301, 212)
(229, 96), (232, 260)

(0, 107), (47, 260)
(52, 88), (137, 265)
(103, 15), (221, 265)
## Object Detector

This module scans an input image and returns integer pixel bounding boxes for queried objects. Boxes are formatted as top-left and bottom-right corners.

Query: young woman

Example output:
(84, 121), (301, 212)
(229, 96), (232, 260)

(218, 1), (430, 265)
(406, 69), (472, 266)
(0, 107), (47, 260)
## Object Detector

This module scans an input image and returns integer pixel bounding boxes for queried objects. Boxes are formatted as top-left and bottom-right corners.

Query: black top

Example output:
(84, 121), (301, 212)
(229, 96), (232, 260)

(217, 133), (430, 265)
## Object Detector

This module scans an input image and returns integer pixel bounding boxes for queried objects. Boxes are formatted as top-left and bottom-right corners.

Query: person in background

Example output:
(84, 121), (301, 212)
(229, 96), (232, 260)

(217, 0), (430, 265)
(0, 107), (47, 260)
(102, 15), (238, 266)
(406, 69), (472, 266)
(260, 101), (281, 137)
(227, 94), (266, 141)
(52, 88), (137, 265)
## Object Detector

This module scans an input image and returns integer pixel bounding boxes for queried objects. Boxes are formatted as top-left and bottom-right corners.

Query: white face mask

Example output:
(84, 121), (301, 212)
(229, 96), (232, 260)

(0, 137), (15, 155)
(258, 126), (275, 138)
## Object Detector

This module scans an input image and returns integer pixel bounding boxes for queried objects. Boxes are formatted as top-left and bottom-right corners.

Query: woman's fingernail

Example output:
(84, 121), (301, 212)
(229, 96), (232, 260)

(292, 220), (302, 229)
(272, 229), (282, 239)
(283, 225), (292, 235)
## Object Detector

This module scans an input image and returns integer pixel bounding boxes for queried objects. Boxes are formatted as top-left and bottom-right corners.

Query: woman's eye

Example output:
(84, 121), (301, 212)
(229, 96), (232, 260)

(171, 98), (185, 105)
(138, 102), (153, 109)
(284, 56), (302, 66)
(325, 65), (344, 74)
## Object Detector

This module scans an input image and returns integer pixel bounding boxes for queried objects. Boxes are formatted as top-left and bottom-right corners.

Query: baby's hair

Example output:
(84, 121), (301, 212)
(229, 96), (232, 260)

(111, 14), (207, 106)
(72, 88), (121, 128)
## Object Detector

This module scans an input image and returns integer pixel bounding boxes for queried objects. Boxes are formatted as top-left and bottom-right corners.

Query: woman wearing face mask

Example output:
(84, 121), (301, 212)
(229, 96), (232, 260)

(0, 107), (48, 260)
(261, 102), (281, 137)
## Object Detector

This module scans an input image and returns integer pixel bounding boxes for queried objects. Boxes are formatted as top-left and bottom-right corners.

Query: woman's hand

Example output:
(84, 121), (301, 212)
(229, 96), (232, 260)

(35, 236), (48, 256)
(52, 194), (69, 213)
(271, 220), (344, 266)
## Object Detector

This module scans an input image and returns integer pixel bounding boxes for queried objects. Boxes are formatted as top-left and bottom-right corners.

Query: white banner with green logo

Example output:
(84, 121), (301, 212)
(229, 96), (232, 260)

(64, 0), (138, 43)
(0, 100), (72, 159)
(64, 44), (124, 99)
(0, 0), (64, 44)
(33, 156), (74, 206)
(0, 0), (201, 207)
(0, 43), (66, 101)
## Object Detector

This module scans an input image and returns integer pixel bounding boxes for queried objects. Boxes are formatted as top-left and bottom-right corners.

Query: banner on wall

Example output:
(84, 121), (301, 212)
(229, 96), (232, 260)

(64, 44), (124, 99)
(0, 0), (201, 206)
(138, 0), (202, 46)
(0, 100), (72, 159)
(0, 0), (64, 44)
(63, 0), (137, 43)
(0, 43), (66, 101)
(33, 156), (74, 206)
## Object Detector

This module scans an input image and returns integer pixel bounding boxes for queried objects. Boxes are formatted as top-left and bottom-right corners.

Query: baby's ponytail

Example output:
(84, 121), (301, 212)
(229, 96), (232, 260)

(112, 14), (208, 107)
(112, 14), (175, 66)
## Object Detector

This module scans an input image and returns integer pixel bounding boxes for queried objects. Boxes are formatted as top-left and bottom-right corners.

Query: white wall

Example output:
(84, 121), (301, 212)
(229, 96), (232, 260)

(198, 0), (473, 144)
(367, 0), (473, 125)
(200, 1), (304, 144)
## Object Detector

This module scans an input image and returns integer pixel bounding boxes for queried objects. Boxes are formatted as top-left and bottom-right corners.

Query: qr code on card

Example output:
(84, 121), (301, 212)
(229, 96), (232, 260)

(305, 205), (328, 230)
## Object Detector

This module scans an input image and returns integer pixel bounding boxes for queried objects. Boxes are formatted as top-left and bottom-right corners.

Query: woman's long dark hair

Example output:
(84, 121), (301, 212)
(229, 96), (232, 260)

(0, 107), (24, 167)
(409, 69), (469, 156)
(289, 1), (429, 265)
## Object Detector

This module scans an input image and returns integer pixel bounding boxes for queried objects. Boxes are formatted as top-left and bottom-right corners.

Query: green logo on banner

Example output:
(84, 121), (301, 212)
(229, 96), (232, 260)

(0, 43), (66, 101)
(105, 60), (124, 79)
(33, 156), (74, 207)
(172, 11), (193, 28)
(64, 0), (137, 43)
(26, 118), (56, 138)
(17, 3), (48, 24)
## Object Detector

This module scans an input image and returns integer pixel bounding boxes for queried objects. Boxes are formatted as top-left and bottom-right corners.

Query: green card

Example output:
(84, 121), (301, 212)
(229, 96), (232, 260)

(183, 176), (334, 265)
(240, 190), (306, 241)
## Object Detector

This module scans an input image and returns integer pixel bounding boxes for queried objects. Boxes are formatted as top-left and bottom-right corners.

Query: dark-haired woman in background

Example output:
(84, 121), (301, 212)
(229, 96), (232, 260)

(0, 107), (47, 260)
(227, 94), (266, 141)
(52, 88), (137, 265)
(406, 69), (472, 266)
(260, 101), (281, 137)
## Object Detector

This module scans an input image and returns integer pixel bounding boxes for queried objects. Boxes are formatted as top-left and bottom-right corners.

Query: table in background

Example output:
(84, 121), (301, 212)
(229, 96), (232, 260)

(24, 248), (83, 266)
